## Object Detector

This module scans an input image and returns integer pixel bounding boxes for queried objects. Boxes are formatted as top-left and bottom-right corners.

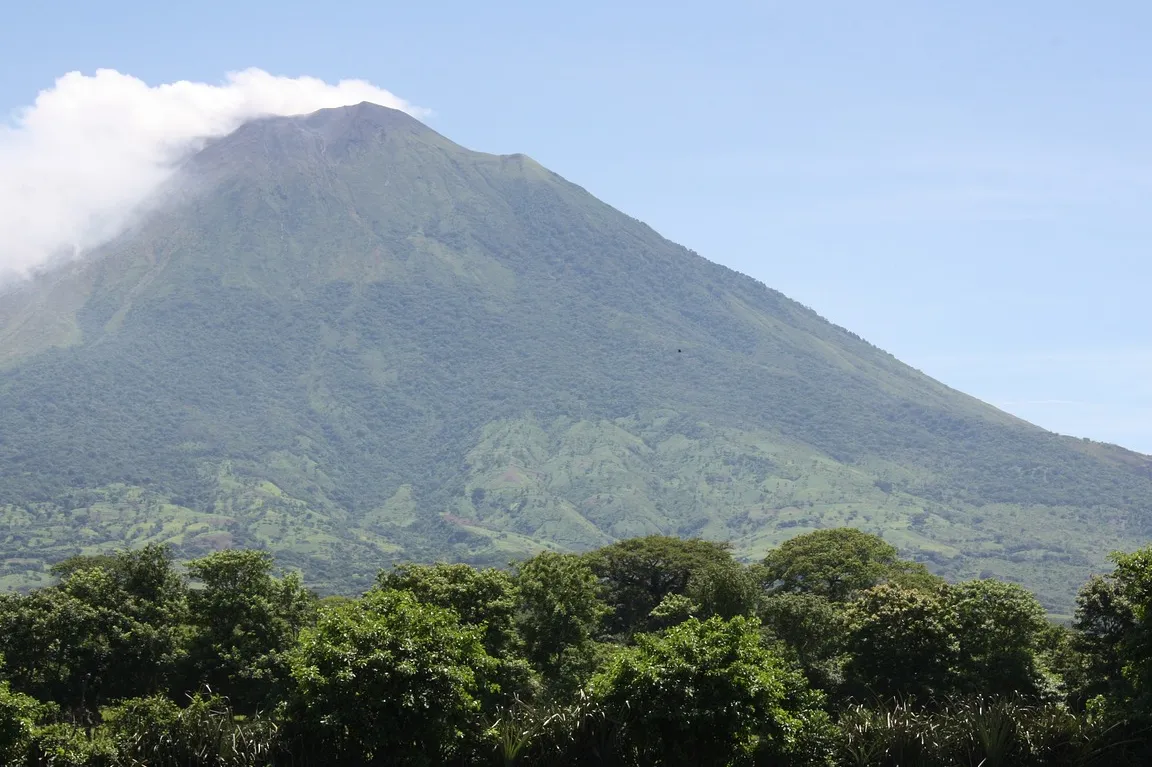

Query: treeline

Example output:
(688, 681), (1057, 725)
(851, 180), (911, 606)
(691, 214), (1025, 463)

(1, 529), (1151, 765)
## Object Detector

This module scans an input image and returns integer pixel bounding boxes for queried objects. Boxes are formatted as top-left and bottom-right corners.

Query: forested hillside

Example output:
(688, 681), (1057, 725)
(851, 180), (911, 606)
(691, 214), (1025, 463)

(1, 102), (1151, 612)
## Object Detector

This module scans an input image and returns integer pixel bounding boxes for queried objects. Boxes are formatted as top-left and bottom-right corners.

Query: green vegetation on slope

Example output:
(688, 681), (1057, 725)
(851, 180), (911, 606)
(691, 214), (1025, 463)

(0, 102), (1150, 613)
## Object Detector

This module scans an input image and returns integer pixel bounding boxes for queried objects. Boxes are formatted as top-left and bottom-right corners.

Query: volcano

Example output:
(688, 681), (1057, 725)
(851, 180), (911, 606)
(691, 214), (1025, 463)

(0, 102), (1147, 611)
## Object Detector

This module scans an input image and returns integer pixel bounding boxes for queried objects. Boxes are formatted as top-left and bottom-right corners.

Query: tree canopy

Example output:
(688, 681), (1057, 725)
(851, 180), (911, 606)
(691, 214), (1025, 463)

(760, 528), (940, 602)
(0, 530), (1147, 765)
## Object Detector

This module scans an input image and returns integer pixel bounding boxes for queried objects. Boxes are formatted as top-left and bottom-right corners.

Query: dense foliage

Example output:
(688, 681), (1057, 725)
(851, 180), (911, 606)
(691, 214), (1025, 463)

(1, 530), (1152, 765)
(2, 104), (1152, 613)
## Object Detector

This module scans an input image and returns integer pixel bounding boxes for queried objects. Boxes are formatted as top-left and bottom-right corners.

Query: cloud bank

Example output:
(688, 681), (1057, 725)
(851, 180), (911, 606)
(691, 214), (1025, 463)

(0, 69), (424, 279)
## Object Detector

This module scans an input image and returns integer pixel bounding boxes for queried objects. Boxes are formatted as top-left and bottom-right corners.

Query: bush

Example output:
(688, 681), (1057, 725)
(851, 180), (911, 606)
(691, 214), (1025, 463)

(100, 693), (281, 767)
(23, 722), (116, 767)
(0, 680), (43, 764)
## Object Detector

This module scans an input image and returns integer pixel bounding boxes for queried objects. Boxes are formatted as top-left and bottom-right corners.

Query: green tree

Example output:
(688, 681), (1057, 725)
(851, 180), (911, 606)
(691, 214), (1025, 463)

(595, 615), (832, 767)
(585, 536), (738, 636)
(761, 528), (938, 602)
(0, 664), (42, 765)
(0, 588), (107, 711)
(60, 545), (189, 701)
(515, 552), (609, 696)
(49, 554), (119, 580)
(376, 563), (520, 658)
(686, 557), (762, 622)
(1091, 547), (1152, 716)
(377, 562), (533, 702)
(1070, 573), (1135, 707)
(949, 579), (1050, 698)
(645, 559), (761, 632)
(647, 592), (700, 631)
(185, 549), (317, 712)
(0, 545), (187, 711)
(760, 592), (849, 693)
(289, 589), (495, 765)
(844, 583), (959, 701)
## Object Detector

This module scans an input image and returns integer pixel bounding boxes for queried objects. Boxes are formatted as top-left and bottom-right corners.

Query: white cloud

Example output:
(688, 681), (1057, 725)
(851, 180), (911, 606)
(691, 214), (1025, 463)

(0, 69), (425, 279)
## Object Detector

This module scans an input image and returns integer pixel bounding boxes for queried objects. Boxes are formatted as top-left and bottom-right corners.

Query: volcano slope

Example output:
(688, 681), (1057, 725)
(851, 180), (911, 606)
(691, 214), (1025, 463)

(0, 102), (1148, 612)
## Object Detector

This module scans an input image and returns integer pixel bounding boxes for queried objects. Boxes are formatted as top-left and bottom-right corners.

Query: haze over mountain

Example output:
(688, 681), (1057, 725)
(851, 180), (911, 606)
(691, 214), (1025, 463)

(1, 102), (1149, 613)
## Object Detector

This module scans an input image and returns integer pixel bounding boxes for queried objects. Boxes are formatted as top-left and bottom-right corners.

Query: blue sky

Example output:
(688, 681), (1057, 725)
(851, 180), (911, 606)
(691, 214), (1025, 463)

(2, 0), (1150, 452)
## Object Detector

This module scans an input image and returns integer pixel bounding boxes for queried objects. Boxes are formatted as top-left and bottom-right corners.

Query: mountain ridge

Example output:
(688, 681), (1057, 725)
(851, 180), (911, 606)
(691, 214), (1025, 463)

(0, 102), (1148, 613)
